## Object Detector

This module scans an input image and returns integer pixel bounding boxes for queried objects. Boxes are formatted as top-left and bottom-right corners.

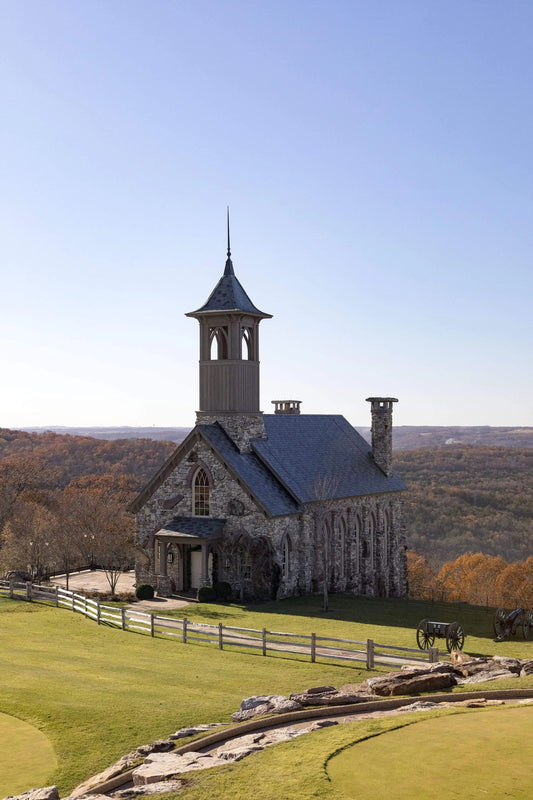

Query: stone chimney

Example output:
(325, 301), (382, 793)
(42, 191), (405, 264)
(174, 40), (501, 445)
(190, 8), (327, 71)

(272, 400), (301, 415)
(365, 397), (398, 477)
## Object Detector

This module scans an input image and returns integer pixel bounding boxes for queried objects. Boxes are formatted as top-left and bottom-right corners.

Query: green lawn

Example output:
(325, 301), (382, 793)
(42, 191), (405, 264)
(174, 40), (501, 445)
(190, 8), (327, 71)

(328, 705), (533, 799)
(1, 593), (532, 797)
(0, 712), (57, 797)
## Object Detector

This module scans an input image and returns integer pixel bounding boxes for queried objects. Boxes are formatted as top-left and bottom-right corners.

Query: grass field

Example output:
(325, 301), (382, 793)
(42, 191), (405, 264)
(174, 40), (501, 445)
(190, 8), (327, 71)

(0, 712), (56, 797)
(1, 592), (532, 797)
(328, 705), (533, 799)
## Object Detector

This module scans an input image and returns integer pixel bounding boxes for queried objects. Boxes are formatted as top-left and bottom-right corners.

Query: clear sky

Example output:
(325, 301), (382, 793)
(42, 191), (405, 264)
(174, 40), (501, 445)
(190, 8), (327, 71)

(1, 0), (532, 429)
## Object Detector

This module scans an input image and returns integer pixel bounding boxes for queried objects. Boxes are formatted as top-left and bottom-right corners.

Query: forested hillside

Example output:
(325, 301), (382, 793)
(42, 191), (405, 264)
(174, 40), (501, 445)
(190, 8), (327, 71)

(1, 430), (531, 571)
(0, 428), (175, 490)
(395, 446), (532, 565)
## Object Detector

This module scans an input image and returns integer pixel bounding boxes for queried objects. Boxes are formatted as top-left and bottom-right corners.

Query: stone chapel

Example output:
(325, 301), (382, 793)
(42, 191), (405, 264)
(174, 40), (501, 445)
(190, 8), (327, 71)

(131, 232), (408, 601)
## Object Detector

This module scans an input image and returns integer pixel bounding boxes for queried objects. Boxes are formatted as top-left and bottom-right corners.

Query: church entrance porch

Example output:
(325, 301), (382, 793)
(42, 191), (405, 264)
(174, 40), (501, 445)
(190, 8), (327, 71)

(153, 517), (224, 597)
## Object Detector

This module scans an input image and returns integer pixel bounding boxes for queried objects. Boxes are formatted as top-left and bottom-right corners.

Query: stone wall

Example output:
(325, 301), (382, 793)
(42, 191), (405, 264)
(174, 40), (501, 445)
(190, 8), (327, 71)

(135, 434), (407, 601)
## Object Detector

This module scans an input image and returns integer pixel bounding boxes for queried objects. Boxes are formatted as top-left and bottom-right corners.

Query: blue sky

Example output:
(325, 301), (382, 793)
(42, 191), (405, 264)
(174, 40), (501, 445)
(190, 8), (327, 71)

(1, 0), (532, 429)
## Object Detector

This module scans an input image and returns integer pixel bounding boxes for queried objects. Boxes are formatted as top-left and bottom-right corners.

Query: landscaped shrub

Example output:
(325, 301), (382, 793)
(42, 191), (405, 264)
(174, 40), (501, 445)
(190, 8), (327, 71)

(214, 581), (233, 602)
(198, 586), (216, 603)
(135, 584), (155, 600)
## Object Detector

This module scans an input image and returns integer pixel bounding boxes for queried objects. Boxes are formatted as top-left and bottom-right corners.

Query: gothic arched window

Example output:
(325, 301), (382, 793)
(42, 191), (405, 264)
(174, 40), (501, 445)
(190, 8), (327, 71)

(281, 534), (292, 579)
(193, 468), (210, 516)
(209, 327), (229, 360)
(241, 326), (254, 360)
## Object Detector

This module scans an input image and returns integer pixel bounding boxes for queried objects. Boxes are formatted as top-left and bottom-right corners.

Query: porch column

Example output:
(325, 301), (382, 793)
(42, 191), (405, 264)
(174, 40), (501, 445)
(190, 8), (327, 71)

(201, 543), (210, 587)
(159, 540), (168, 577)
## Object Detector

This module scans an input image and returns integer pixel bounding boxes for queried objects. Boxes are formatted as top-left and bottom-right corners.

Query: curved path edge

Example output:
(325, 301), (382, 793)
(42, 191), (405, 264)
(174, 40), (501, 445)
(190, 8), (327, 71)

(80, 688), (533, 796)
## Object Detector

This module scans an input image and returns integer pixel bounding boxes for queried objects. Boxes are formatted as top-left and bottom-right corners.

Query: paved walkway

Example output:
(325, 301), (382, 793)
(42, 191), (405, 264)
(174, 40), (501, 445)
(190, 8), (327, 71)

(50, 570), (193, 611)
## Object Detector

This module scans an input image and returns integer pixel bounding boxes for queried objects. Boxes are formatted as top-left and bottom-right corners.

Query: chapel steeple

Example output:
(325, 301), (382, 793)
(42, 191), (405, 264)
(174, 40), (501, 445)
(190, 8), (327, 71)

(186, 214), (272, 449)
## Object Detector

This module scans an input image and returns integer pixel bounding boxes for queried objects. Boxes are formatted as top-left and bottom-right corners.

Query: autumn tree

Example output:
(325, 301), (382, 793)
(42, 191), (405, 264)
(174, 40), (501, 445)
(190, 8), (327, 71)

(0, 500), (56, 580)
(407, 550), (438, 600)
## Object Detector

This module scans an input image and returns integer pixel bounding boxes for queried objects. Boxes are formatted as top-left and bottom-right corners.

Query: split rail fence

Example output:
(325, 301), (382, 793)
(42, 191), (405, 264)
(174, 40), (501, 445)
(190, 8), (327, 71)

(0, 580), (442, 669)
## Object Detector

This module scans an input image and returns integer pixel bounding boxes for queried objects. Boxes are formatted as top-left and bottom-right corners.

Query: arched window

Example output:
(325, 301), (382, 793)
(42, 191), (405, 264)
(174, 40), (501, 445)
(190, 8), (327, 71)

(337, 516), (347, 578)
(354, 512), (362, 570)
(281, 534), (292, 579)
(209, 327), (228, 360)
(383, 509), (390, 561)
(193, 468), (210, 516)
(369, 511), (377, 567)
(241, 326), (254, 360)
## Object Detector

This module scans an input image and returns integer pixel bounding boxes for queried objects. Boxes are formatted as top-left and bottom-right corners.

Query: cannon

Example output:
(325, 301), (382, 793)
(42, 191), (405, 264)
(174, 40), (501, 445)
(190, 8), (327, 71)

(416, 618), (465, 652)
(493, 607), (533, 641)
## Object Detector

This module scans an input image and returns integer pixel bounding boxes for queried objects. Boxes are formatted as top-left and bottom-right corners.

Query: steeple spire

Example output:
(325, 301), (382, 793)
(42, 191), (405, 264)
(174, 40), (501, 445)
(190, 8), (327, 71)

(224, 206), (234, 276)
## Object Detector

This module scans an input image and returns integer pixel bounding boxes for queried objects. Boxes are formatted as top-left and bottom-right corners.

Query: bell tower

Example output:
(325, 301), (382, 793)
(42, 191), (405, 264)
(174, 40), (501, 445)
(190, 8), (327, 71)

(186, 213), (272, 451)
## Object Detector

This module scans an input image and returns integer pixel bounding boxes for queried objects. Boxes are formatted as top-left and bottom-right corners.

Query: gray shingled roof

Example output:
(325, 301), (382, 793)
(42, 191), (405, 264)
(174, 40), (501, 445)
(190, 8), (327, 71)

(252, 415), (406, 503)
(189, 257), (271, 317)
(198, 423), (301, 516)
(158, 517), (226, 539)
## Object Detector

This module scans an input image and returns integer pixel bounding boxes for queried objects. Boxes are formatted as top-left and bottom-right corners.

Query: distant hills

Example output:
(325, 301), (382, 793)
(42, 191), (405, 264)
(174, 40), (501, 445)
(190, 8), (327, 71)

(21, 425), (533, 449)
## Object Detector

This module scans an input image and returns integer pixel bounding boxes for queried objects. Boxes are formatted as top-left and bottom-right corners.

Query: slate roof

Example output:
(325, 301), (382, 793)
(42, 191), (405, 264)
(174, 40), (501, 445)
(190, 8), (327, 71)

(198, 423), (301, 516)
(252, 415), (406, 503)
(187, 257), (271, 317)
(158, 517), (226, 540)
(130, 415), (405, 519)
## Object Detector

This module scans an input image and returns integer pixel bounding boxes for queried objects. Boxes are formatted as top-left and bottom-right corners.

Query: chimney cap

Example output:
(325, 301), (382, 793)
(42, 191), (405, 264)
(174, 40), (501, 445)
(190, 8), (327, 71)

(272, 400), (301, 415)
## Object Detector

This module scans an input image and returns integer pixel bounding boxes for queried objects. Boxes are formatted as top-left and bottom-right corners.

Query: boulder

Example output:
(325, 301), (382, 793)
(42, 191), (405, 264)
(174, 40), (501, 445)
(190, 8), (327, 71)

(4, 789), (59, 800)
(169, 723), (227, 740)
(114, 781), (186, 797)
(289, 688), (373, 706)
(456, 669), (519, 684)
(520, 659), (533, 677)
(364, 666), (457, 696)
(70, 740), (173, 796)
(231, 694), (301, 722)
(132, 752), (228, 785)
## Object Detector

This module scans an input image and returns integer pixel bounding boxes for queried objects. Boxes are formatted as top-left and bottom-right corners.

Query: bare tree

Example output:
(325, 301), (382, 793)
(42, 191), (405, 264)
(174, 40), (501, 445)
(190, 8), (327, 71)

(0, 501), (55, 581)
(312, 476), (341, 612)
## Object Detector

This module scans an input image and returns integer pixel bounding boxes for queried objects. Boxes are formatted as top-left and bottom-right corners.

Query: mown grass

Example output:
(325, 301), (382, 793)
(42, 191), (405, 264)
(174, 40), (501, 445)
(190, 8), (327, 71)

(328, 705), (533, 800)
(0, 712), (57, 798)
(1, 593), (532, 797)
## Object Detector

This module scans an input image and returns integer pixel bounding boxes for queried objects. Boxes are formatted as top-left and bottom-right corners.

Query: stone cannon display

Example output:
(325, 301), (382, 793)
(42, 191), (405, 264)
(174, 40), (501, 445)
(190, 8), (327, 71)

(493, 607), (533, 642)
(416, 618), (465, 652)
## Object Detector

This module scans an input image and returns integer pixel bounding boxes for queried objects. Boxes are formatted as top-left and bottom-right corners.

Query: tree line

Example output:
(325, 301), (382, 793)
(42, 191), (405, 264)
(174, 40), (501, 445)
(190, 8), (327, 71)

(408, 550), (533, 609)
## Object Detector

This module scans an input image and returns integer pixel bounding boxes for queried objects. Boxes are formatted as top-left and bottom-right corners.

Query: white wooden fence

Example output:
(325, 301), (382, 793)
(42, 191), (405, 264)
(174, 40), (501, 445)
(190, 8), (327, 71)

(0, 579), (441, 669)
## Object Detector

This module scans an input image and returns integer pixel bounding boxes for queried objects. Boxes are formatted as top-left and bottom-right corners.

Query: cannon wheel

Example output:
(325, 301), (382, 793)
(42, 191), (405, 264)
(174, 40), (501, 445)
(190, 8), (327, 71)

(493, 608), (508, 639)
(523, 610), (533, 641)
(446, 621), (465, 652)
(416, 619), (435, 650)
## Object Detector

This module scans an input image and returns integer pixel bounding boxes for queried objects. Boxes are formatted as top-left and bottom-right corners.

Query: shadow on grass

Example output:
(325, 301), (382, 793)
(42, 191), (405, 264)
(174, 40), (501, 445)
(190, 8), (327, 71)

(242, 594), (498, 642)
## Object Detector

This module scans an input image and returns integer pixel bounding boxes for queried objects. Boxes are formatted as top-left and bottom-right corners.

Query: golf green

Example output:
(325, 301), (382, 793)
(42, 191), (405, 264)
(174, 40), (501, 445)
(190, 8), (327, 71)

(328, 705), (533, 799)
(0, 712), (57, 797)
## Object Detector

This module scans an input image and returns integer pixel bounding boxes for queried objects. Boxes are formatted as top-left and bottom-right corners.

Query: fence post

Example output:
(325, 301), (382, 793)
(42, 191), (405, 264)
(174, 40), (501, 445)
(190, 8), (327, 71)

(84, 597), (88, 617)
(150, 613), (155, 637)
(97, 600), (101, 625)
(121, 607), (127, 631)
(366, 638), (374, 669)
(55, 585), (59, 607)
(26, 582), (32, 601)
(262, 627), (267, 656)
(311, 632), (316, 663)
(72, 592), (75, 612)
(219, 622), (223, 650)
(10, 580), (14, 599)
(183, 617), (188, 644)
(429, 646), (439, 663)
